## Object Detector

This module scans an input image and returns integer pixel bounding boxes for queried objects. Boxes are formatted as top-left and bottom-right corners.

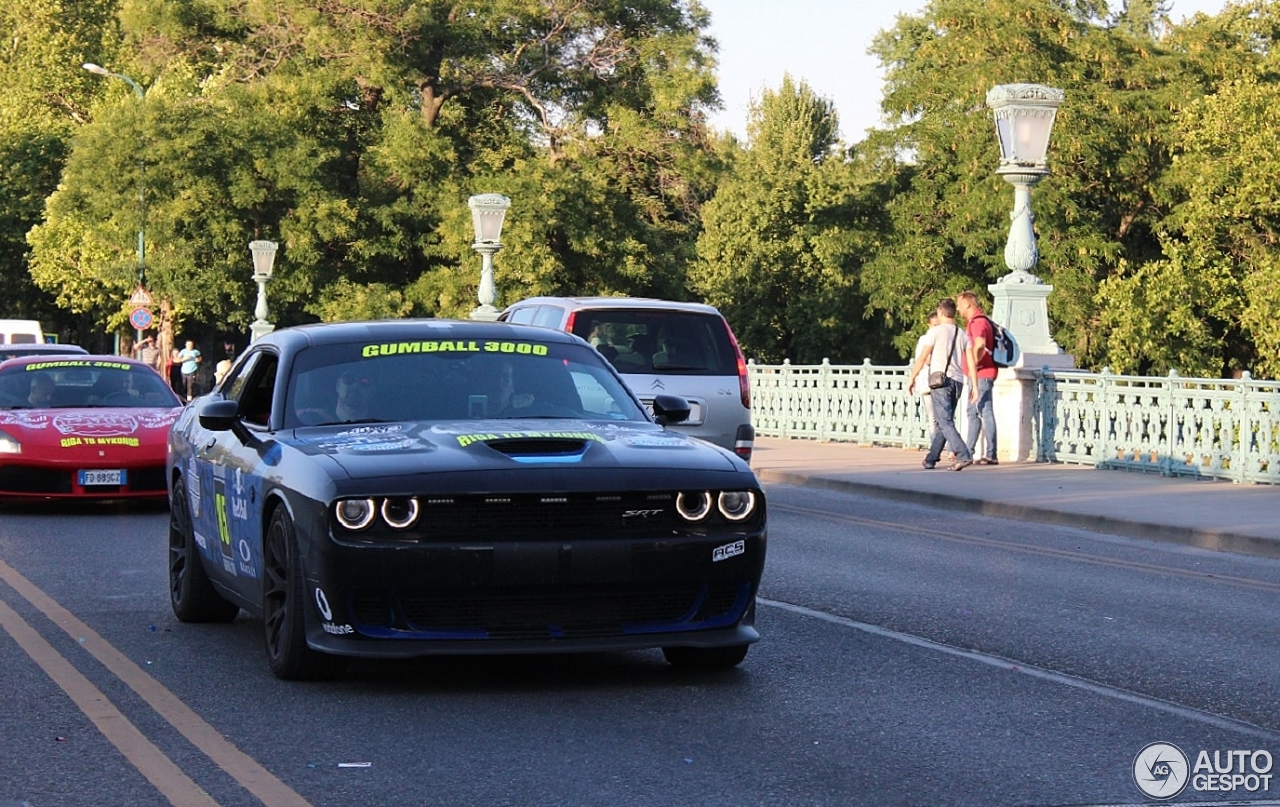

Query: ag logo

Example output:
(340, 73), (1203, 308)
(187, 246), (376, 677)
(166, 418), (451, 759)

(1134, 742), (1189, 799)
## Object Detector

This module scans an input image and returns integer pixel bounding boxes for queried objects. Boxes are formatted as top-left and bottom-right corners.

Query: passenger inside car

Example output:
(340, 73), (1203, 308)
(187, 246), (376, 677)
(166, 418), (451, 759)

(28, 373), (55, 407)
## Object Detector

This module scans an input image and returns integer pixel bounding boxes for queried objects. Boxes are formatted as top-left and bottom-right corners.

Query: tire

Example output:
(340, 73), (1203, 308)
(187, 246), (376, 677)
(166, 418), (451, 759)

(261, 506), (346, 681)
(662, 643), (750, 670)
(169, 477), (239, 623)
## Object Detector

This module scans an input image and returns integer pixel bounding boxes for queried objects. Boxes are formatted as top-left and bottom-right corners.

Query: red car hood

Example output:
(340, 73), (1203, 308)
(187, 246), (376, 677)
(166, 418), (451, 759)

(0, 407), (180, 456)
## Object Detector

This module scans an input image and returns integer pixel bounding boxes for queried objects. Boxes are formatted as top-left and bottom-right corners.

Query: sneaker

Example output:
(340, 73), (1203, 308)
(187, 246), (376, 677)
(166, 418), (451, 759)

(949, 459), (973, 471)
(922, 459), (936, 469)
(977, 458), (998, 466)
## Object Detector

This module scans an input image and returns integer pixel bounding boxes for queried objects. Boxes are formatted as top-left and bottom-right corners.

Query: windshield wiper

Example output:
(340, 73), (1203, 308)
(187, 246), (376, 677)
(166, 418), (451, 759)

(309, 417), (390, 427)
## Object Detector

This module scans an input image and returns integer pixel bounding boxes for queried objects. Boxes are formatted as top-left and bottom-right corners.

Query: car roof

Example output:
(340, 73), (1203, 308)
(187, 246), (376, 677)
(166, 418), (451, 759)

(252, 318), (586, 349)
(0, 344), (89, 357)
(502, 297), (725, 316)
(0, 354), (154, 371)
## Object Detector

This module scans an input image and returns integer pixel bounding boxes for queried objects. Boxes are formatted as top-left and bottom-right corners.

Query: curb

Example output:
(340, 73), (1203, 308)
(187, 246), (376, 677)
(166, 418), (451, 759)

(754, 468), (1280, 562)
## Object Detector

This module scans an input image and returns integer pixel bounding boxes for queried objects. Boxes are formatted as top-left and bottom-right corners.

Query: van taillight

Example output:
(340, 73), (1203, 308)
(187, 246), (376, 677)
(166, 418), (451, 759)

(564, 310), (578, 336)
(723, 319), (750, 409)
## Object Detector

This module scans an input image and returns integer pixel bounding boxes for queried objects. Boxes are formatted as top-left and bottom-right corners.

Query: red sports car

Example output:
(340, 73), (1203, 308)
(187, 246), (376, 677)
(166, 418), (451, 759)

(0, 355), (182, 500)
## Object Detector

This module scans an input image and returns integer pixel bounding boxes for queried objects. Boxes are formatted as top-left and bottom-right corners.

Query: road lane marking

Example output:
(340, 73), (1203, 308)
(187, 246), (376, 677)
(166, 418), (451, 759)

(760, 596), (1280, 744)
(770, 502), (1280, 595)
(0, 595), (219, 806)
(0, 559), (311, 807)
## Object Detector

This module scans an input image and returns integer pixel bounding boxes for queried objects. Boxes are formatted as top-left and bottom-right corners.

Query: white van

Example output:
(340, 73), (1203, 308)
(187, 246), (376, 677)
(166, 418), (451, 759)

(0, 320), (45, 345)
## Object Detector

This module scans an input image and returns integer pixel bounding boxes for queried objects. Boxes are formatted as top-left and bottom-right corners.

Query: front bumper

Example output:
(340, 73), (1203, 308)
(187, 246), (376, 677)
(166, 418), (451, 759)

(301, 529), (766, 659)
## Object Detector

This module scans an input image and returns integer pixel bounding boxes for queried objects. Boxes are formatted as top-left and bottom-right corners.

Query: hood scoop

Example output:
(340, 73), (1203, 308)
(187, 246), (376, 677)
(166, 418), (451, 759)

(484, 438), (590, 464)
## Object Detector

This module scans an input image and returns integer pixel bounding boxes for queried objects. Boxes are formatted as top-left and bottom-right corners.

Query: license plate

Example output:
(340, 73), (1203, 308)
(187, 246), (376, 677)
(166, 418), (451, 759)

(78, 469), (126, 486)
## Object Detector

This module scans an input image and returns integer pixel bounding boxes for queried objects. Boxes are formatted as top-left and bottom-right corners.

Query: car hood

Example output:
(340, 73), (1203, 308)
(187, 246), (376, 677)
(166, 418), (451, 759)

(0, 407), (180, 449)
(285, 418), (741, 479)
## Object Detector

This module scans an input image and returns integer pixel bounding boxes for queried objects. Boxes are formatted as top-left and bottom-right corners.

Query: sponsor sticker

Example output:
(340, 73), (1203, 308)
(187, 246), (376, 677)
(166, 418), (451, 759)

(712, 540), (745, 563)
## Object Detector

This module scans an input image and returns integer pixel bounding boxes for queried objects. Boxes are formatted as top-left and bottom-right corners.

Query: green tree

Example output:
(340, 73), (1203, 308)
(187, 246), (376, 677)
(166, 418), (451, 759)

(691, 76), (892, 364)
(29, 0), (721, 335)
(860, 0), (1229, 365)
(0, 0), (118, 342)
(1094, 1), (1280, 377)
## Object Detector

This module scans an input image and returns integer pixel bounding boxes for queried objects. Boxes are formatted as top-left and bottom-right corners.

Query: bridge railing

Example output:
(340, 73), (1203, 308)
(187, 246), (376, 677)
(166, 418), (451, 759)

(747, 360), (1280, 485)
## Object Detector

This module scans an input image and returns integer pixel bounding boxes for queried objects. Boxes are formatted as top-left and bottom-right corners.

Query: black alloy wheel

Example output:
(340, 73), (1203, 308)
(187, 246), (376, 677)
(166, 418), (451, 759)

(261, 506), (345, 681)
(168, 477), (239, 623)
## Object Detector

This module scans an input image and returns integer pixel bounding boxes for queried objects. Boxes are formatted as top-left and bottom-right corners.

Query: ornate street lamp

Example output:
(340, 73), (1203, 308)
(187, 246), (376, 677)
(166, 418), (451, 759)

(986, 83), (1064, 282)
(985, 83), (1068, 360)
(249, 240), (279, 341)
(467, 193), (511, 321)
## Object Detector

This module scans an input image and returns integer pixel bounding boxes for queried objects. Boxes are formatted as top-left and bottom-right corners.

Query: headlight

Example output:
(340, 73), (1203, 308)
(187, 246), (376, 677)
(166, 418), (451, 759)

(675, 491), (712, 521)
(380, 497), (420, 530)
(334, 498), (376, 530)
(717, 490), (757, 522)
(0, 431), (20, 455)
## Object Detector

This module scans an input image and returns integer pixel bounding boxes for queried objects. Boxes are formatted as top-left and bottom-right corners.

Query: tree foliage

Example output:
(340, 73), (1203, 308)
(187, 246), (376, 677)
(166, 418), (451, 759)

(26, 0), (721, 338)
(691, 77), (892, 363)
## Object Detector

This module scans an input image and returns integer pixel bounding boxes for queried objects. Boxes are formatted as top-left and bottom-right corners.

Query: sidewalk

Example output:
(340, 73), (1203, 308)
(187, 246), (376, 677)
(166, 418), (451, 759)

(749, 437), (1280, 560)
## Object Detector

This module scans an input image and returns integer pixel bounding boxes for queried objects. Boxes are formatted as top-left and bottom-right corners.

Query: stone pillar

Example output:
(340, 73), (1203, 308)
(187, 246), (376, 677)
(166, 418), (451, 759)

(986, 275), (1075, 462)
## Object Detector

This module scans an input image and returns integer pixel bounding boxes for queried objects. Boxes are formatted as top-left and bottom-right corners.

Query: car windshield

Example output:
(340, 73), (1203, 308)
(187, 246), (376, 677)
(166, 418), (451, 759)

(0, 360), (179, 409)
(284, 337), (649, 428)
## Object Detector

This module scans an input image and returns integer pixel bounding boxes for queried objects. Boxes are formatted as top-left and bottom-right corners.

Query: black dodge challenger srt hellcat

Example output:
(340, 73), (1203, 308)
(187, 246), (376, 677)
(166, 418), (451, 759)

(167, 318), (766, 679)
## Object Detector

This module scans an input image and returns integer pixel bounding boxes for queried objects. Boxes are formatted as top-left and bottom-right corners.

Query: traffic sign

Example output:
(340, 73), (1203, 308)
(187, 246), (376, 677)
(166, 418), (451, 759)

(129, 285), (154, 306)
(129, 307), (154, 330)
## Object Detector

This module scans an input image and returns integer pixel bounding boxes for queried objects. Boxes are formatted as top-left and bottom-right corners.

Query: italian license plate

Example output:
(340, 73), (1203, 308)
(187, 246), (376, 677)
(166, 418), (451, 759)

(79, 469), (126, 486)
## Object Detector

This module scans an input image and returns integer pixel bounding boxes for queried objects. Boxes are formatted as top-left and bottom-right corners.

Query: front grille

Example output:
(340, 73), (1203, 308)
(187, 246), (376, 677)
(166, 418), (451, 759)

(0, 465), (166, 494)
(0, 466), (72, 493)
(129, 467), (167, 492)
(349, 582), (748, 640)
(347, 492), (681, 542)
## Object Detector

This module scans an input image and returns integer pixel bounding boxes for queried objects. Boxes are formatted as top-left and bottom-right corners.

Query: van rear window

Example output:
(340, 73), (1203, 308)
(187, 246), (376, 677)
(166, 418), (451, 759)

(571, 310), (737, 376)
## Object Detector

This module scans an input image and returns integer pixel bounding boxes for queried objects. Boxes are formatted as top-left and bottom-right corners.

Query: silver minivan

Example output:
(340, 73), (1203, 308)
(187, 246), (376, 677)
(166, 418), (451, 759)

(499, 297), (754, 462)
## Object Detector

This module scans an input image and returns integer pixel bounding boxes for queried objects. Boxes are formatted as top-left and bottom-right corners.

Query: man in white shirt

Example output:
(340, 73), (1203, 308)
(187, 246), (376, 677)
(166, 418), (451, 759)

(907, 298), (978, 470)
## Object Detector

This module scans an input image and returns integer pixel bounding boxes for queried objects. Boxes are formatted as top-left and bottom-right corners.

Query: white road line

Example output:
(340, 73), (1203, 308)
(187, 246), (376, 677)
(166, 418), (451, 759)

(759, 596), (1280, 744)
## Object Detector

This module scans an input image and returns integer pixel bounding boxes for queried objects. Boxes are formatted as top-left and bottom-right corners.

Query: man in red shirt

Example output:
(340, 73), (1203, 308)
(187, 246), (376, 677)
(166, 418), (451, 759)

(957, 291), (998, 465)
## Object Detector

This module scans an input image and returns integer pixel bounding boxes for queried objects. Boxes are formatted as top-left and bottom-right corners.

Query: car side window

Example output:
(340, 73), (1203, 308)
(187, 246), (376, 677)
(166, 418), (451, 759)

(506, 307), (537, 325)
(531, 305), (565, 329)
(224, 352), (279, 427)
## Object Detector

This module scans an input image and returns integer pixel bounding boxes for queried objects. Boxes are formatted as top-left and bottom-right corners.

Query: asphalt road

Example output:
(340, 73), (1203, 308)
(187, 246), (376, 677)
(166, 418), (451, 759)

(1, 484), (1279, 807)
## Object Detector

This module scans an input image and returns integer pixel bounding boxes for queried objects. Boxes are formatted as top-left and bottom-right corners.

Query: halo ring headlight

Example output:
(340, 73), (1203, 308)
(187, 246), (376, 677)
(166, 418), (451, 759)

(381, 497), (420, 530)
(717, 491), (757, 522)
(335, 498), (376, 530)
(676, 491), (712, 521)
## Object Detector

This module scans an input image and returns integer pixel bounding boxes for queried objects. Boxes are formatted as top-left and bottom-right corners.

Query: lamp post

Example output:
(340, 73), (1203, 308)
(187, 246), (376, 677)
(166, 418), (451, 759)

(985, 82), (1069, 360)
(467, 193), (511, 320)
(83, 63), (147, 291)
(249, 240), (279, 341)
(986, 83), (1064, 283)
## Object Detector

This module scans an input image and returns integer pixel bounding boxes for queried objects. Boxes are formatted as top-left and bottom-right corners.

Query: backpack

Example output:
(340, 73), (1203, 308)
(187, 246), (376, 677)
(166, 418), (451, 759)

(979, 315), (1019, 369)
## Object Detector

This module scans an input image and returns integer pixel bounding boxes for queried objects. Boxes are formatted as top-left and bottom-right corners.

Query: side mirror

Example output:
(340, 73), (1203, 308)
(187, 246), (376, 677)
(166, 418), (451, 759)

(651, 394), (690, 426)
(198, 398), (240, 432)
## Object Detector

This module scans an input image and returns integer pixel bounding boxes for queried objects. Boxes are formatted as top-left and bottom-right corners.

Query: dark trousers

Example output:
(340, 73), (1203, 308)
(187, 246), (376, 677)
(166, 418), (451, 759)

(925, 379), (971, 464)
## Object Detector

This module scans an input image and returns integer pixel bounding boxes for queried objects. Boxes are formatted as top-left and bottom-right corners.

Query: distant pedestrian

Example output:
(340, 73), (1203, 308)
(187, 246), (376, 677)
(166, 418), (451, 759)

(907, 298), (977, 471)
(178, 339), (202, 402)
(132, 334), (162, 374)
(957, 291), (998, 465)
(168, 348), (183, 396)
